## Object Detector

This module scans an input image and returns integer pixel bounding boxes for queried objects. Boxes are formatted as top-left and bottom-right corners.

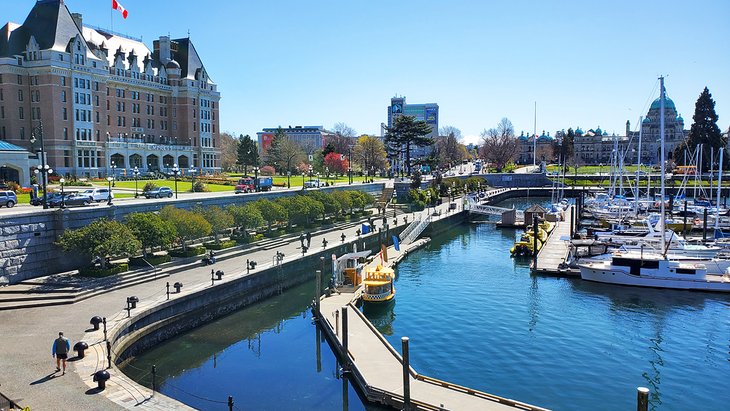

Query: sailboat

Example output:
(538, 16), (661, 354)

(578, 77), (730, 292)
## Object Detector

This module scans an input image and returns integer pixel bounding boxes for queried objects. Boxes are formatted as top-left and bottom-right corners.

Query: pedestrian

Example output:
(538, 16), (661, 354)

(299, 233), (305, 248)
(52, 331), (71, 375)
(306, 232), (312, 248)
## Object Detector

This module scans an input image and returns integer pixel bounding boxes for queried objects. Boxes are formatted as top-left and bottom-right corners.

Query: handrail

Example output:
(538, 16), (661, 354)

(399, 215), (422, 241)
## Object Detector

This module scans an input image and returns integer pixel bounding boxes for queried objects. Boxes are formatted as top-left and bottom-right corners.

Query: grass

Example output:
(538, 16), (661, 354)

(546, 165), (653, 174)
(90, 179), (235, 192)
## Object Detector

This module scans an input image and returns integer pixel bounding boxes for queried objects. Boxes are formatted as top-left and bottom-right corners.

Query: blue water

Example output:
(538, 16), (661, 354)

(125, 197), (730, 411)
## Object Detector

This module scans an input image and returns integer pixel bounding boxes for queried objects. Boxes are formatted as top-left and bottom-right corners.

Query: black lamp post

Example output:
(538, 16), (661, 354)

(59, 178), (66, 209)
(172, 163), (180, 198)
(287, 170), (291, 189)
(110, 161), (117, 187)
(253, 166), (260, 192)
(106, 177), (114, 205)
(190, 168), (197, 192)
(309, 164), (313, 182)
(348, 148), (353, 185)
(33, 164), (53, 209)
(301, 171), (305, 187)
(132, 166), (140, 198)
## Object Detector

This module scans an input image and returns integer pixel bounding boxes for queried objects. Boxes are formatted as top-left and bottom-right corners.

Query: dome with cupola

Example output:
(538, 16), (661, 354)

(650, 97), (676, 110)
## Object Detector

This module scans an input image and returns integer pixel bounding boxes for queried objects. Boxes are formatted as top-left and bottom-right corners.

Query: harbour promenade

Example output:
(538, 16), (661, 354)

(534, 205), (577, 276)
(315, 202), (550, 411)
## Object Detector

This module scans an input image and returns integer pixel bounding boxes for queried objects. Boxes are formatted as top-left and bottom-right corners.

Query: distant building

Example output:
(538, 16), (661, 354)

(386, 96), (439, 172)
(0, 0), (221, 179)
(257, 126), (335, 158)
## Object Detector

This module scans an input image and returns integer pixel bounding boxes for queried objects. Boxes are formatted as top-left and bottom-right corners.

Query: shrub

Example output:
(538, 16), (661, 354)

(79, 263), (129, 278)
(203, 240), (237, 250)
(234, 233), (264, 244)
(192, 181), (209, 192)
(6, 182), (20, 192)
(169, 246), (206, 258)
(260, 165), (275, 176)
(143, 182), (159, 192)
(129, 254), (172, 266)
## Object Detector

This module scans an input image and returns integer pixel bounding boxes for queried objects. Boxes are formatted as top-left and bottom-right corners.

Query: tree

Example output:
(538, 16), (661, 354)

(306, 191), (340, 220)
(434, 133), (467, 168)
(236, 134), (259, 175)
(159, 206), (212, 251)
(277, 195), (323, 227)
(480, 118), (518, 172)
(439, 126), (462, 141)
(219, 132), (239, 171)
(198, 206), (234, 244)
(254, 199), (287, 232)
(384, 115), (435, 175)
(57, 219), (141, 269)
(352, 135), (387, 177)
(686, 87), (724, 169)
(324, 152), (349, 176)
(125, 213), (176, 256)
(265, 128), (304, 187)
(332, 190), (353, 214)
(330, 122), (357, 154)
(410, 169), (422, 189)
(226, 204), (264, 239)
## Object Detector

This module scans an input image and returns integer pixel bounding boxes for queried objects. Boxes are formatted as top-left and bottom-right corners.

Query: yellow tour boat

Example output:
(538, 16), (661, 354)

(362, 265), (396, 303)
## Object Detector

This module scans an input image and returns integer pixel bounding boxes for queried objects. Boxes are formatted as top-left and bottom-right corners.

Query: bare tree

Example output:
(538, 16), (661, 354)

(352, 135), (387, 176)
(439, 125), (462, 140)
(479, 118), (518, 172)
(434, 134), (467, 168)
(330, 122), (357, 154)
(219, 132), (238, 171)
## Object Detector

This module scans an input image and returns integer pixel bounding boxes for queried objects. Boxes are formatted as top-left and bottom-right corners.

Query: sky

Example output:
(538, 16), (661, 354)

(4, 1), (730, 145)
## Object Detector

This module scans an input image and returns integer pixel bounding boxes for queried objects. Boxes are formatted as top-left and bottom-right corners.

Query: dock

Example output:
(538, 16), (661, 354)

(533, 206), (579, 277)
(315, 239), (550, 411)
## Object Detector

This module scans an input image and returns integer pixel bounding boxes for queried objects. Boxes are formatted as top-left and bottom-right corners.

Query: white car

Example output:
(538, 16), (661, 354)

(303, 180), (322, 188)
(82, 188), (114, 202)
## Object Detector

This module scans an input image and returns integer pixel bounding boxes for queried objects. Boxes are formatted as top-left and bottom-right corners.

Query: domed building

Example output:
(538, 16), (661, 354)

(626, 95), (688, 165)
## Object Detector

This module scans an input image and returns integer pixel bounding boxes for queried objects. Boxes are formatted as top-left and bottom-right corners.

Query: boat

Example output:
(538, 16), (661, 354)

(578, 77), (730, 292)
(578, 251), (730, 292)
(510, 232), (543, 257)
(362, 265), (396, 303)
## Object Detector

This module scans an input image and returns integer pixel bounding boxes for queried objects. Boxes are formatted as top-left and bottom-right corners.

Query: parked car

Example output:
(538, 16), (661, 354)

(81, 188), (113, 202)
(31, 192), (61, 206)
(303, 180), (323, 189)
(144, 187), (173, 199)
(49, 193), (92, 207)
(0, 191), (17, 208)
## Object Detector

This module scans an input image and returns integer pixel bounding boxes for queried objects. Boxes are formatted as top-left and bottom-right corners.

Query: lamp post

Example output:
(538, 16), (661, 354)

(309, 164), (313, 182)
(172, 163), (180, 198)
(301, 171), (305, 187)
(59, 178), (66, 209)
(189, 168), (197, 192)
(132, 166), (140, 198)
(33, 164), (53, 209)
(348, 148), (353, 185)
(287, 170), (291, 189)
(325, 167), (329, 185)
(110, 161), (117, 187)
(253, 166), (260, 192)
(106, 177), (114, 205)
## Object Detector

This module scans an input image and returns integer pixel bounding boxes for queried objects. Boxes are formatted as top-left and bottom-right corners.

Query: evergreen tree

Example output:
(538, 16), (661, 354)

(687, 87), (724, 169)
(384, 115), (434, 175)
(236, 134), (259, 175)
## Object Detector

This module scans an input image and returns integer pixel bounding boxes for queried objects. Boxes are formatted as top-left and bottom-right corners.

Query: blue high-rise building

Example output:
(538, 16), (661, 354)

(386, 96), (438, 173)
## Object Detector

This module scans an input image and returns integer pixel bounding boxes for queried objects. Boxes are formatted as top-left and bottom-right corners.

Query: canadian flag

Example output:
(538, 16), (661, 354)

(112, 0), (129, 19)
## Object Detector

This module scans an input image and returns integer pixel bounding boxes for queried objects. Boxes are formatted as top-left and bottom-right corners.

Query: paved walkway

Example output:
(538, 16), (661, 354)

(0, 206), (407, 410)
(534, 206), (574, 275)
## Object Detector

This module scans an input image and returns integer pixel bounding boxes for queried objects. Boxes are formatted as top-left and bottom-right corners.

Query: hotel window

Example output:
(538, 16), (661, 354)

(0, 89), (3, 100)
(63, 107), (67, 120)
(0, 106), (3, 119)
(96, 111), (99, 123)
(95, 95), (99, 106)
(64, 128), (68, 140)
(17, 90), (23, 101)
(17, 75), (22, 85)
(18, 107), (24, 119)
(61, 91), (66, 102)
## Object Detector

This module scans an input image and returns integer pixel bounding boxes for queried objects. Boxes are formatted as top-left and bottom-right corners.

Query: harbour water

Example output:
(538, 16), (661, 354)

(124, 198), (730, 410)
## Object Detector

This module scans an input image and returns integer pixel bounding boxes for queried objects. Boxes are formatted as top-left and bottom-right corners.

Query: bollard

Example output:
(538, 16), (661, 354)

(127, 296), (139, 309)
(102, 317), (108, 342)
(342, 306), (349, 369)
(335, 310), (340, 336)
(216, 270), (224, 280)
(341, 233), (346, 243)
(90, 316), (103, 331)
(228, 395), (234, 411)
(93, 370), (110, 390)
(74, 341), (89, 359)
(166, 282), (170, 300)
(211, 269), (215, 285)
(402, 337), (411, 410)
(174, 282), (183, 293)
(315, 270), (321, 315)
(106, 340), (112, 369)
(637, 387), (649, 411)
(532, 215), (539, 271)
(322, 238), (328, 248)
(152, 365), (156, 394)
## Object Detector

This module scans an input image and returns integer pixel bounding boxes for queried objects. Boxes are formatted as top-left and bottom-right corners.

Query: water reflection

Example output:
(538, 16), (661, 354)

(363, 301), (396, 336)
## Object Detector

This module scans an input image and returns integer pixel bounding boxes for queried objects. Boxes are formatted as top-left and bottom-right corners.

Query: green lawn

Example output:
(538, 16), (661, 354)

(89, 179), (235, 192)
(547, 165), (653, 174)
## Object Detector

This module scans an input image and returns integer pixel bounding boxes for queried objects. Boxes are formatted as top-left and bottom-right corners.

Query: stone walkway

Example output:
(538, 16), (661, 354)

(0, 206), (411, 410)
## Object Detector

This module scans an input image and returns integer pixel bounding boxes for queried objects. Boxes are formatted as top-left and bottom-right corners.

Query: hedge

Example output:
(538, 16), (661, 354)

(129, 254), (172, 266)
(79, 263), (129, 278)
(169, 246), (207, 258)
(203, 240), (237, 250)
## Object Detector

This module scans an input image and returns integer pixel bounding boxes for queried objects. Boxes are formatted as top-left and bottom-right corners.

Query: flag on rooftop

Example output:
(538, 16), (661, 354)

(112, 0), (129, 19)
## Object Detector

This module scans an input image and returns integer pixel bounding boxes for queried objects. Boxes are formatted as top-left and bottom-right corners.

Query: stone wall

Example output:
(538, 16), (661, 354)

(0, 183), (384, 285)
(394, 173), (552, 200)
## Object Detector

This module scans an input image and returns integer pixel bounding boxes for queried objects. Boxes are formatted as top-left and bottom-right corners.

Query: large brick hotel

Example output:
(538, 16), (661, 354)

(0, 0), (221, 180)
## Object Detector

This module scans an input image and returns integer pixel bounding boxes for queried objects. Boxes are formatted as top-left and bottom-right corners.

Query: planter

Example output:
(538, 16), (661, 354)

(169, 246), (206, 258)
(79, 263), (129, 278)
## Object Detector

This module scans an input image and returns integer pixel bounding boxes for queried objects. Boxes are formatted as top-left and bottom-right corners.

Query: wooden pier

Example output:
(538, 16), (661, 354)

(533, 206), (579, 277)
(315, 240), (550, 411)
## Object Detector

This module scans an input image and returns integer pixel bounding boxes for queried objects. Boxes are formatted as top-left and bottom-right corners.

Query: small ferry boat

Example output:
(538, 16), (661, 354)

(362, 265), (396, 303)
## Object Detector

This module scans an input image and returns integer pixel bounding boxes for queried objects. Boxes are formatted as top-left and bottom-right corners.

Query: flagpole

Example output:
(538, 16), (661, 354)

(110, 2), (114, 32)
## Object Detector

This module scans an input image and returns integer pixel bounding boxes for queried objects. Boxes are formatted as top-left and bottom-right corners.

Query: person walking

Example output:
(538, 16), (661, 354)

(306, 232), (312, 248)
(299, 233), (305, 249)
(52, 332), (71, 375)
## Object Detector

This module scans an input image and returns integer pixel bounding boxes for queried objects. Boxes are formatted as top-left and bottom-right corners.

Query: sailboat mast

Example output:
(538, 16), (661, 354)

(715, 148), (724, 230)
(533, 102), (537, 167)
(659, 76), (666, 254)
(635, 116), (642, 211)
(696, 143), (702, 200)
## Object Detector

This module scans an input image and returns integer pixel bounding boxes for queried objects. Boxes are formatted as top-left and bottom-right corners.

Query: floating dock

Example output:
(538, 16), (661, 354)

(533, 206), (579, 277)
(315, 239), (550, 411)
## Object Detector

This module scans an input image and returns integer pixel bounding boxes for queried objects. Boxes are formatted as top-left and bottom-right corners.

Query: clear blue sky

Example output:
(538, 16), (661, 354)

(5, 1), (730, 144)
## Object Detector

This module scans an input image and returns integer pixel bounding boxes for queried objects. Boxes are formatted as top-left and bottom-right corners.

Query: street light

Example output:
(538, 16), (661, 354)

(301, 170), (306, 187)
(106, 177), (114, 205)
(132, 166), (140, 198)
(110, 161), (117, 187)
(189, 168), (198, 192)
(34, 164), (53, 209)
(348, 148), (353, 185)
(253, 166), (260, 192)
(59, 178), (66, 209)
(172, 163), (180, 198)
(287, 170), (291, 189)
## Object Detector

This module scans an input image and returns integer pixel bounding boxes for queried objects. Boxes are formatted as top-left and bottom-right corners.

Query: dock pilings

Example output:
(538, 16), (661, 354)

(402, 336), (411, 410)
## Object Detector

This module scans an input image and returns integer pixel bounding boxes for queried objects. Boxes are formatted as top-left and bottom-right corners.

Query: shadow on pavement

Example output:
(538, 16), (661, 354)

(85, 387), (104, 395)
(29, 372), (57, 385)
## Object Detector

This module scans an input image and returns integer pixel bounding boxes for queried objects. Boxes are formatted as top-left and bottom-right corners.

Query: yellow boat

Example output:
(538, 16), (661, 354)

(510, 233), (543, 257)
(362, 265), (396, 303)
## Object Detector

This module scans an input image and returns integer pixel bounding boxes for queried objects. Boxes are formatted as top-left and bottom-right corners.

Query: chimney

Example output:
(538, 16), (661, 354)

(157, 36), (171, 62)
(71, 13), (83, 29)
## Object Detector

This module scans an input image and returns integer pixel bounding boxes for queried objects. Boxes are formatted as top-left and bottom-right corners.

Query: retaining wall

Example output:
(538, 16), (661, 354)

(0, 183), (384, 285)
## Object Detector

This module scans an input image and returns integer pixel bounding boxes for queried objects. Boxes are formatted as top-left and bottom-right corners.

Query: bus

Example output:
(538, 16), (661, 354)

(675, 165), (696, 175)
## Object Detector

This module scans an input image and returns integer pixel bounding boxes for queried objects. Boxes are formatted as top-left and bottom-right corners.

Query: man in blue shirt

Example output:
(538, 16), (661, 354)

(52, 332), (71, 375)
